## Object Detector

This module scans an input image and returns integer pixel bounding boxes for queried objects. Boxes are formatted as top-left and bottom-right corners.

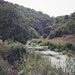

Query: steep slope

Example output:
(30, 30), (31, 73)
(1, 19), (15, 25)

(0, 0), (75, 42)
(0, 0), (54, 42)
(0, 5), (29, 43)
(44, 12), (75, 39)
(0, 0), (42, 43)
(15, 4), (53, 27)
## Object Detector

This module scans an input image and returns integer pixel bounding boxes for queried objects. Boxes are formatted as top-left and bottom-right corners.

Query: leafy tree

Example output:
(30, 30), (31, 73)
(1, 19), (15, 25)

(49, 31), (55, 39)
(43, 34), (47, 39)
(0, 5), (29, 43)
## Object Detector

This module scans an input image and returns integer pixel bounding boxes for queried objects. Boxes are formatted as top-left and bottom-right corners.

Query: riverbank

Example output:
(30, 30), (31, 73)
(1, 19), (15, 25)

(27, 39), (75, 57)
(0, 40), (69, 75)
(26, 45), (75, 74)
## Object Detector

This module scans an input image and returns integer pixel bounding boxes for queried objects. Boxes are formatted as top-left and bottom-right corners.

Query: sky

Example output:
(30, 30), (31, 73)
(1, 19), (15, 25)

(4, 0), (75, 17)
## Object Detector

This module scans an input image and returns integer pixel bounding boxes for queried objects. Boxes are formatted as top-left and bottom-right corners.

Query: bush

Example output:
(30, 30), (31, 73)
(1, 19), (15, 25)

(45, 41), (52, 46)
(0, 42), (26, 65)
(54, 48), (59, 52)
(37, 41), (42, 44)
(43, 34), (47, 39)
(31, 40), (38, 46)
(17, 51), (65, 75)
(43, 46), (48, 49)
(67, 52), (72, 56)
(0, 61), (11, 75)
(59, 48), (63, 52)
(49, 31), (55, 39)
(62, 50), (67, 55)
(62, 35), (66, 38)
(7, 45), (26, 65)
(27, 41), (32, 45)
(38, 42), (45, 46)
(65, 43), (74, 50)
(0, 44), (10, 59)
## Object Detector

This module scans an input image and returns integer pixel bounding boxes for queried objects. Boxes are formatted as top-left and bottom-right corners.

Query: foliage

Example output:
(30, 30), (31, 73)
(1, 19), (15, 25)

(43, 34), (47, 38)
(65, 43), (75, 51)
(0, 61), (12, 75)
(0, 0), (75, 75)
(29, 28), (40, 38)
(0, 0), (75, 42)
(62, 50), (68, 55)
(16, 51), (66, 75)
(0, 41), (67, 75)
(0, 41), (26, 65)
(28, 39), (75, 56)
(16, 5), (53, 27)
(0, 5), (30, 44)
(48, 12), (75, 39)
(54, 48), (60, 52)
(27, 40), (32, 45)
(0, 0), (41, 43)
(49, 31), (56, 39)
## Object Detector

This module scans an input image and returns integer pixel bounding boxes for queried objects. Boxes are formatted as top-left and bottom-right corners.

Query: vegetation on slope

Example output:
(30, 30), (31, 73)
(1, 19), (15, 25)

(0, 5), (29, 44)
(0, 0), (75, 42)
(48, 12), (75, 39)
(0, 0), (41, 43)
(0, 0), (75, 75)
(27, 37), (75, 56)
(0, 40), (69, 75)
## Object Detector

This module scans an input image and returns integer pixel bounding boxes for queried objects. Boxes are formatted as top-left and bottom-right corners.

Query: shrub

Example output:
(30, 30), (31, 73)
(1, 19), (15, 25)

(38, 42), (45, 46)
(43, 46), (48, 49)
(66, 43), (72, 48)
(7, 45), (26, 65)
(62, 35), (66, 38)
(31, 40), (38, 43)
(59, 48), (63, 52)
(31, 40), (38, 46)
(49, 31), (55, 39)
(17, 50), (66, 75)
(43, 34), (47, 39)
(0, 44), (10, 59)
(45, 41), (52, 46)
(54, 48), (59, 52)
(37, 41), (42, 44)
(0, 61), (11, 75)
(67, 52), (72, 56)
(27, 41), (31, 45)
(65, 43), (73, 50)
(62, 50), (67, 55)
(0, 42), (26, 65)
(50, 47), (55, 50)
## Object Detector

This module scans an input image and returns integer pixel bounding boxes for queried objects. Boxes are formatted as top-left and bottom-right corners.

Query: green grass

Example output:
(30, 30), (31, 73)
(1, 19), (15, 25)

(17, 51), (67, 75)
(0, 61), (12, 75)
(27, 39), (75, 56)
(0, 40), (74, 75)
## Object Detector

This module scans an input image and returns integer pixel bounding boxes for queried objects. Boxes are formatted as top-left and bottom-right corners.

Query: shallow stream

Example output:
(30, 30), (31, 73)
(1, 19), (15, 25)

(26, 45), (75, 74)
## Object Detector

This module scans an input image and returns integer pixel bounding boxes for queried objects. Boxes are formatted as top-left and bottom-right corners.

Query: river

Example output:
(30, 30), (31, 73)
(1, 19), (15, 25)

(26, 45), (75, 74)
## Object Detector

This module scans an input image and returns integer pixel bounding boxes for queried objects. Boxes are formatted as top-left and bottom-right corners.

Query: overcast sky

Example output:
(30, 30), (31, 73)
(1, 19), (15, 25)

(4, 0), (75, 17)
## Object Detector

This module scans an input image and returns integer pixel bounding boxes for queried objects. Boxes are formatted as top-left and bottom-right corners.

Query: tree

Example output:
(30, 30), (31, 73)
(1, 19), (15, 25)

(49, 31), (55, 39)
(0, 5), (29, 43)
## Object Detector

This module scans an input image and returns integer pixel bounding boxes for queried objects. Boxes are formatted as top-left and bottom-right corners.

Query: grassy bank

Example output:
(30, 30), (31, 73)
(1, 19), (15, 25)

(0, 40), (72, 75)
(27, 38), (75, 57)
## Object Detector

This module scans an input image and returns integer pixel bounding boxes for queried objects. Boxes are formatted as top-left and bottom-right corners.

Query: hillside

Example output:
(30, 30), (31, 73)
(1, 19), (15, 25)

(0, 0), (75, 42)
(0, 0), (75, 75)
(48, 13), (75, 39)
(0, 0), (55, 42)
